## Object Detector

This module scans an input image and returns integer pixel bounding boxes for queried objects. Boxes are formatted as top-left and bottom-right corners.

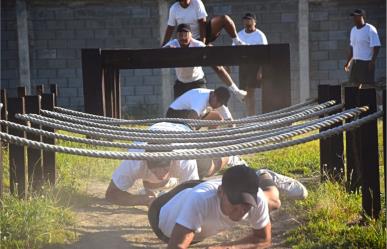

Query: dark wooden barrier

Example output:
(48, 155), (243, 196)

(1, 89), (8, 134)
(41, 93), (56, 185)
(82, 45), (291, 118)
(318, 85), (344, 181)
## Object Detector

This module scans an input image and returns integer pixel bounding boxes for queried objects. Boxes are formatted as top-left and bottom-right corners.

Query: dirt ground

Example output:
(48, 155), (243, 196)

(46, 180), (300, 249)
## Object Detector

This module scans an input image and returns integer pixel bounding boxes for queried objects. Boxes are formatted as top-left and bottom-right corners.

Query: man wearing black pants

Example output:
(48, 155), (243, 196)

(344, 9), (381, 87)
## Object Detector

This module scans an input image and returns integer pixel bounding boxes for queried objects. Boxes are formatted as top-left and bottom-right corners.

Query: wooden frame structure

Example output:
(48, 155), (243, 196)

(81, 45), (292, 118)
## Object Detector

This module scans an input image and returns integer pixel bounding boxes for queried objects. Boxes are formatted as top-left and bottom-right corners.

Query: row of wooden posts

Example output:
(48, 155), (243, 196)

(0, 84), (385, 219)
(0, 84), (58, 199)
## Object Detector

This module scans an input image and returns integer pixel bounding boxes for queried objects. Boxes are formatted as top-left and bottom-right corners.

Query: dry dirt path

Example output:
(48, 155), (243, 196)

(46, 180), (300, 249)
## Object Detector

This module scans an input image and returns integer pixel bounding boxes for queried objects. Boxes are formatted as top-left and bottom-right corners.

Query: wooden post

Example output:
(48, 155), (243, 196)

(114, 68), (121, 119)
(25, 95), (43, 191)
(8, 97), (27, 197)
(345, 87), (362, 192)
(383, 89), (386, 218)
(358, 88), (380, 219)
(82, 49), (105, 116)
(104, 67), (114, 118)
(36, 85), (44, 95)
(1, 89), (8, 134)
(0, 103), (3, 198)
(41, 93), (56, 185)
(17, 86), (27, 98)
(50, 84), (58, 106)
(318, 85), (330, 181)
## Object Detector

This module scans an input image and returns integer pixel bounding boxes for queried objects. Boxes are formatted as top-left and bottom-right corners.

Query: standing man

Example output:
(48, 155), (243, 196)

(164, 23), (246, 101)
(344, 9), (381, 87)
(162, 0), (244, 46)
(234, 13), (268, 116)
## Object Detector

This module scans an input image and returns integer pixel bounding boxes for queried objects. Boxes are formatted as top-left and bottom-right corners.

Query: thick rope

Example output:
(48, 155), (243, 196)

(51, 100), (335, 126)
(53, 99), (317, 123)
(0, 111), (382, 160)
(17, 104), (344, 141)
(41, 101), (330, 132)
(1, 107), (365, 150)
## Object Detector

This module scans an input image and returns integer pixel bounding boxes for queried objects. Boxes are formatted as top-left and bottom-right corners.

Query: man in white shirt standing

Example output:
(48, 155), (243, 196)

(344, 9), (381, 87)
(105, 121), (200, 207)
(235, 13), (268, 116)
(162, 0), (244, 46)
(164, 23), (246, 101)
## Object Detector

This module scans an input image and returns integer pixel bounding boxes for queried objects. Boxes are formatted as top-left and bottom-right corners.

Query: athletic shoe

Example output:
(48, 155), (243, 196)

(256, 169), (308, 200)
(228, 155), (247, 167)
(230, 88), (247, 102)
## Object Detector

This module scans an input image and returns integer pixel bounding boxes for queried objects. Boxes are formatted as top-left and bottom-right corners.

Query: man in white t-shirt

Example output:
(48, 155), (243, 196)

(162, 0), (244, 46)
(235, 13), (268, 116)
(148, 165), (273, 248)
(105, 121), (200, 207)
(164, 23), (247, 101)
(166, 87), (233, 126)
(344, 9), (381, 86)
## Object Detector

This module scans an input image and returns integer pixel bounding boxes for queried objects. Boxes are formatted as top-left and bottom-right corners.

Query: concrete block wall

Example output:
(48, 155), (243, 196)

(309, 0), (386, 97)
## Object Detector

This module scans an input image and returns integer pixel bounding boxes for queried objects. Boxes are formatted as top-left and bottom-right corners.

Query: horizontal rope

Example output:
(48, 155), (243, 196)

(53, 99), (317, 123)
(1, 111), (382, 160)
(49, 101), (333, 126)
(17, 104), (344, 142)
(41, 101), (327, 133)
(1, 107), (365, 150)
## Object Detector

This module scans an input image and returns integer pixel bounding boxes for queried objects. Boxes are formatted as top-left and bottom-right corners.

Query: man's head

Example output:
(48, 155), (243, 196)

(218, 165), (260, 221)
(209, 87), (231, 109)
(176, 23), (193, 47)
(178, 0), (191, 8)
(145, 149), (173, 181)
(350, 9), (366, 26)
(242, 13), (257, 32)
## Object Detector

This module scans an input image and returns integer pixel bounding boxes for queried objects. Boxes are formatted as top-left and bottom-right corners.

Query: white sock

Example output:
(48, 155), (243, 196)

(228, 83), (239, 92)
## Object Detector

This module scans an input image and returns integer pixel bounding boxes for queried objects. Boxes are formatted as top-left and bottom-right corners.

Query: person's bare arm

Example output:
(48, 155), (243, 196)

(167, 223), (196, 249)
(207, 223), (272, 249)
(105, 180), (155, 206)
(198, 18), (207, 43)
(369, 46), (380, 70)
(211, 65), (234, 87)
(162, 25), (176, 46)
(344, 46), (353, 72)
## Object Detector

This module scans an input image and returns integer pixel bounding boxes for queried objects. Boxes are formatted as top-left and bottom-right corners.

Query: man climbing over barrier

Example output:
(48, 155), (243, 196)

(163, 23), (247, 101)
(148, 165), (308, 248)
(162, 0), (245, 46)
(166, 86), (233, 128)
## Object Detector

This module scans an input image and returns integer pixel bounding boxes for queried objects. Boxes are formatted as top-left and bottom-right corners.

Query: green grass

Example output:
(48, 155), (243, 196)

(1, 121), (385, 248)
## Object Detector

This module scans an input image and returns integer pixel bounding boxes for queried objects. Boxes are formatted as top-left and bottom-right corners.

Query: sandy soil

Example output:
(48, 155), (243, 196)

(46, 180), (300, 249)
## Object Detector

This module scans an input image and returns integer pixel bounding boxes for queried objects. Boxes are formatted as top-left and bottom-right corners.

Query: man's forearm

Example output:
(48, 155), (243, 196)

(371, 46), (380, 62)
(346, 47), (353, 64)
(199, 19), (207, 43)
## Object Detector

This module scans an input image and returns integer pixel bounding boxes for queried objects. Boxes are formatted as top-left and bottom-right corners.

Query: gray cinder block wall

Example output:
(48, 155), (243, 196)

(1, 0), (386, 118)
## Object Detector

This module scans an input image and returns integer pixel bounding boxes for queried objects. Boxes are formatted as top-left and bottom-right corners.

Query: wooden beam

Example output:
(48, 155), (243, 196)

(82, 49), (106, 116)
(101, 45), (273, 69)
(41, 94), (56, 185)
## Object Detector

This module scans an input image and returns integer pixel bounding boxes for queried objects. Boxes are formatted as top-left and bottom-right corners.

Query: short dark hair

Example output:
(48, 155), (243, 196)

(176, 23), (191, 33)
(213, 87), (231, 106)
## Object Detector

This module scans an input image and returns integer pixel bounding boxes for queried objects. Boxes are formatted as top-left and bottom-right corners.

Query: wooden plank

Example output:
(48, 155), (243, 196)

(36, 85), (45, 95)
(25, 95), (43, 191)
(318, 85), (331, 182)
(82, 49), (106, 116)
(104, 67), (115, 118)
(345, 87), (361, 192)
(358, 88), (380, 218)
(41, 93), (56, 185)
(262, 44), (291, 113)
(101, 45), (273, 69)
(8, 97), (27, 197)
(17, 86), (27, 98)
(113, 68), (120, 119)
(326, 85), (344, 181)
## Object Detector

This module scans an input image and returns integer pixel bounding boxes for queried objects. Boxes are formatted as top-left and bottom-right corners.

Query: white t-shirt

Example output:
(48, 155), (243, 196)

(169, 88), (233, 120)
(236, 29), (268, 45)
(350, 23), (381, 61)
(112, 122), (199, 191)
(167, 0), (207, 39)
(159, 178), (270, 242)
(163, 39), (206, 83)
